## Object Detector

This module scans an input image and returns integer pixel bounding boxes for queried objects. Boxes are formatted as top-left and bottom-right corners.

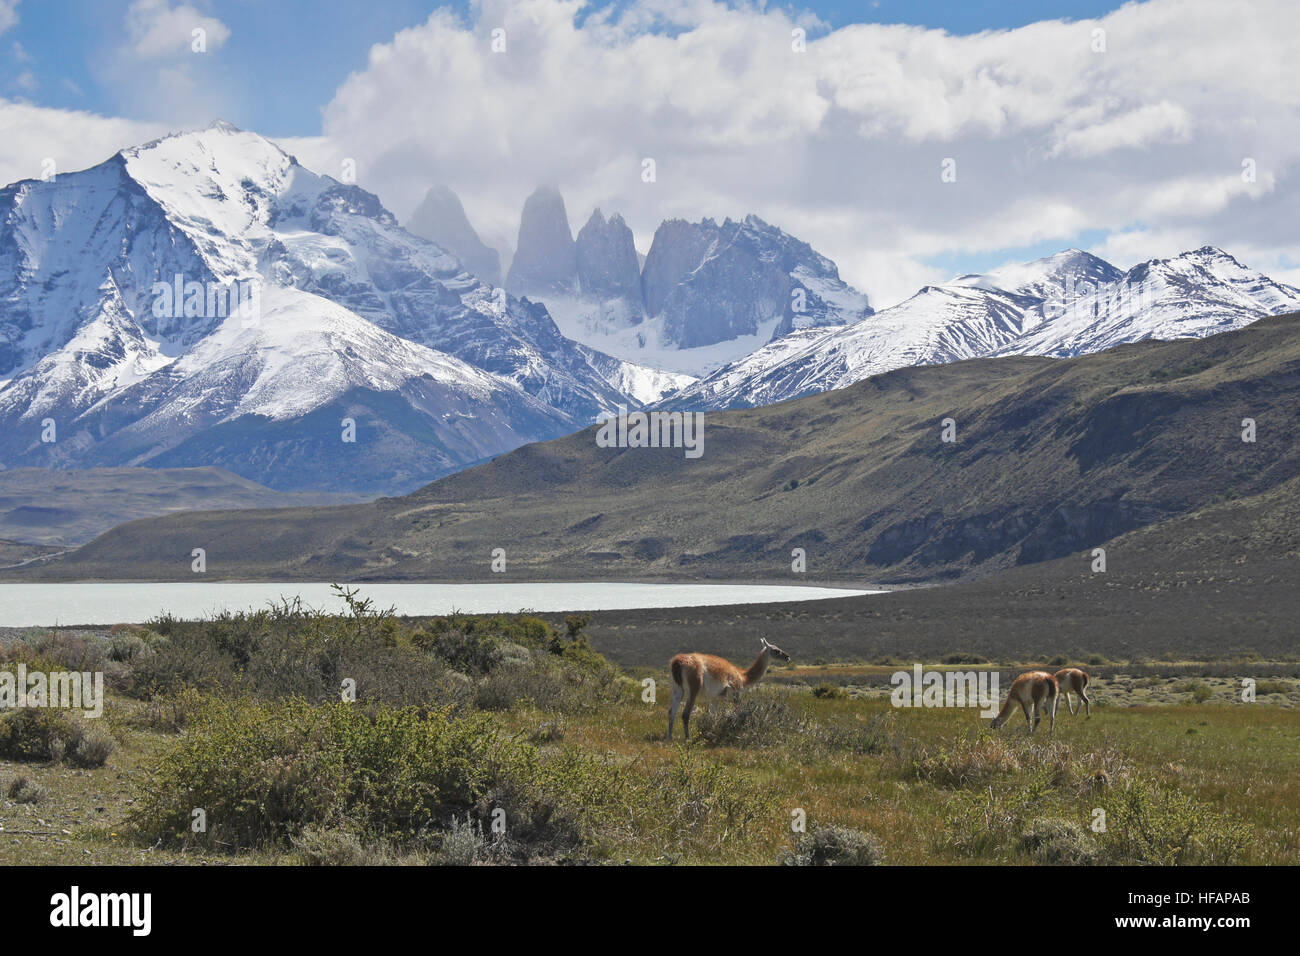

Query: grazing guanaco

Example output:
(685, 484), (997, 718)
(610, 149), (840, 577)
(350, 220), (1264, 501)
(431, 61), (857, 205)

(1054, 667), (1092, 718)
(990, 670), (1059, 735)
(667, 638), (792, 740)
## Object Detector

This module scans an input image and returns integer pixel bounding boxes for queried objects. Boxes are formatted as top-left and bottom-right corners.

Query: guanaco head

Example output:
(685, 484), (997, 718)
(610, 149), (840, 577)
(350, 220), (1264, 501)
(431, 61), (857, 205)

(760, 637), (792, 663)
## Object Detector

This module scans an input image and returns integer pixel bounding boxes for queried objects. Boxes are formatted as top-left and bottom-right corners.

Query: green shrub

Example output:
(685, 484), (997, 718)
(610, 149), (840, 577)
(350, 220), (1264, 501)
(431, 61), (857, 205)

(943, 778), (1052, 857)
(130, 697), (528, 851)
(0, 709), (114, 765)
(780, 824), (884, 866)
(128, 687), (207, 733)
(427, 628), (514, 675)
(1099, 779), (1250, 865)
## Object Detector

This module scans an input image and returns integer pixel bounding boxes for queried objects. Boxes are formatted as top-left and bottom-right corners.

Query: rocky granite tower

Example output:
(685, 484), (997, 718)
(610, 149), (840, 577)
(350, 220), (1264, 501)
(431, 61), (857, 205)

(505, 185), (578, 298)
(407, 184), (502, 287)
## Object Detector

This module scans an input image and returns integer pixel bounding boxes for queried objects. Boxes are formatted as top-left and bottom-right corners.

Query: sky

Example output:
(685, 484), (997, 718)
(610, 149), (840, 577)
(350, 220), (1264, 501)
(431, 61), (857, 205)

(1, 0), (1297, 307)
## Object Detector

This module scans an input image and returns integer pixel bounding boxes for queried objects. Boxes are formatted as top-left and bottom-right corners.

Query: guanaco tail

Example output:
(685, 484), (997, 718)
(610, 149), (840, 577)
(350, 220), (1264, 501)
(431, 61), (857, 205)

(990, 670), (1059, 735)
(667, 637), (792, 740)
(1054, 667), (1092, 718)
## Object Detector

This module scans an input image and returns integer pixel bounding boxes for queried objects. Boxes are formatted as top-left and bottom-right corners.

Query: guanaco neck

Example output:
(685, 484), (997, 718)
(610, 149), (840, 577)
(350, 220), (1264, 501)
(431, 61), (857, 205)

(996, 697), (1017, 721)
(743, 649), (772, 687)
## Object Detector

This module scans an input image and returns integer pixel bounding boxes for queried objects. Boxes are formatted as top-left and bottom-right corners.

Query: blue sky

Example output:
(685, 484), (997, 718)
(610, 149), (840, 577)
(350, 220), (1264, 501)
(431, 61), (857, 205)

(2, 1), (1294, 304)
(4, 1), (1127, 137)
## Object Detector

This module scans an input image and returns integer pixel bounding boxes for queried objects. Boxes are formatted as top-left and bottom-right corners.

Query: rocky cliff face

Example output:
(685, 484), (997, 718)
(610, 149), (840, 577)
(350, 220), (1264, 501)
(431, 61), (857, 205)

(406, 184), (502, 287)
(575, 209), (643, 319)
(505, 185), (578, 298)
(643, 215), (871, 350)
(640, 218), (723, 319)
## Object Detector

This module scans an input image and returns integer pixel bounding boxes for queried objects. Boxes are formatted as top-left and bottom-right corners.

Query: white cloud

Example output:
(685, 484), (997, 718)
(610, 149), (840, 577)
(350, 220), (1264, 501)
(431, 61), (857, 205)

(1, 0), (1295, 311)
(0, 99), (166, 188)
(125, 0), (229, 59)
(1050, 102), (1193, 159)
(313, 0), (1300, 307)
(0, 2), (18, 37)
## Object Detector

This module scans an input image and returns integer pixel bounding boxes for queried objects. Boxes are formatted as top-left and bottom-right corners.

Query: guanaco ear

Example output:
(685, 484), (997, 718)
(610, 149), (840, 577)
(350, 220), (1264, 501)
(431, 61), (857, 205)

(760, 637), (770, 648)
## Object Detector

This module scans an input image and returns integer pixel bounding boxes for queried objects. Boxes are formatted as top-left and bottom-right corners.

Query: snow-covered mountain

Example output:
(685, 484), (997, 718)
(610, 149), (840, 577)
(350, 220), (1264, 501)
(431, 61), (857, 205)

(0, 123), (652, 492)
(6, 121), (1294, 492)
(670, 247), (1300, 411)
(996, 247), (1300, 358)
(541, 209), (872, 378)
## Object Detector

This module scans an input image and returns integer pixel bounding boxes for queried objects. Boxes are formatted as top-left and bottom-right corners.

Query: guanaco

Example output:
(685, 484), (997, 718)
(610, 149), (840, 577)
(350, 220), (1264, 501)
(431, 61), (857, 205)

(667, 638), (792, 740)
(1054, 667), (1092, 718)
(990, 670), (1059, 735)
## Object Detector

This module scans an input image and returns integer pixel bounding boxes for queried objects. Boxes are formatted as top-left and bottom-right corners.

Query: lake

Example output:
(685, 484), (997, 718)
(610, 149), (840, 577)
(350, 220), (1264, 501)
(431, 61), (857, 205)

(0, 582), (881, 627)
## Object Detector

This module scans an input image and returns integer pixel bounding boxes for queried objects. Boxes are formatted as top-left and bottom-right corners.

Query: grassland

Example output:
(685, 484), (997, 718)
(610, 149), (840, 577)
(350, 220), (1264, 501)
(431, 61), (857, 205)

(3, 601), (1296, 866)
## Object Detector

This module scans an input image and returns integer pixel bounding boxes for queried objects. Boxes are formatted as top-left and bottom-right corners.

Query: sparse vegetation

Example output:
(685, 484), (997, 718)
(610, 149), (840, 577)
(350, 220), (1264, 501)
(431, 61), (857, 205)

(1, 598), (1295, 866)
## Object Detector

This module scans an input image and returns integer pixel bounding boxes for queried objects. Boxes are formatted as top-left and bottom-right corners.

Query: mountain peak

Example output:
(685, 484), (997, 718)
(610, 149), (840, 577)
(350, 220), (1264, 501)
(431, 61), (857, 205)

(407, 184), (502, 286)
(505, 185), (578, 297)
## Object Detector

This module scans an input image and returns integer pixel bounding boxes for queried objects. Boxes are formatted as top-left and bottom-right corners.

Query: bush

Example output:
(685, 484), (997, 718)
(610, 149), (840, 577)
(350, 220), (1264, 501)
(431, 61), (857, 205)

(128, 687), (207, 733)
(32, 631), (111, 673)
(811, 682), (847, 699)
(290, 827), (371, 866)
(943, 778), (1052, 857)
(1254, 680), (1290, 696)
(904, 733), (1024, 788)
(434, 815), (492, 866)
(1099, 780), (1249, 865)
(130, 697), (529, 852)
(0, 709), (114, 765)
(488, 746), (759, 861)
(5, 773), (46, 804)
(694, 690), (807, 747)
(1021, 817), (1099, 865)
(72, 724), (117, 768)
(780, 824), (884, 866)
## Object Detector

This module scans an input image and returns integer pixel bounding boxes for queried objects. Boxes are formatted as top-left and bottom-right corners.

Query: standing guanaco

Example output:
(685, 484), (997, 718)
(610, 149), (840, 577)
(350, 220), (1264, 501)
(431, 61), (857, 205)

(990, 670), (1059, 735)
(1054, 667), (1092, 718)
(667, 638), (792, 740)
